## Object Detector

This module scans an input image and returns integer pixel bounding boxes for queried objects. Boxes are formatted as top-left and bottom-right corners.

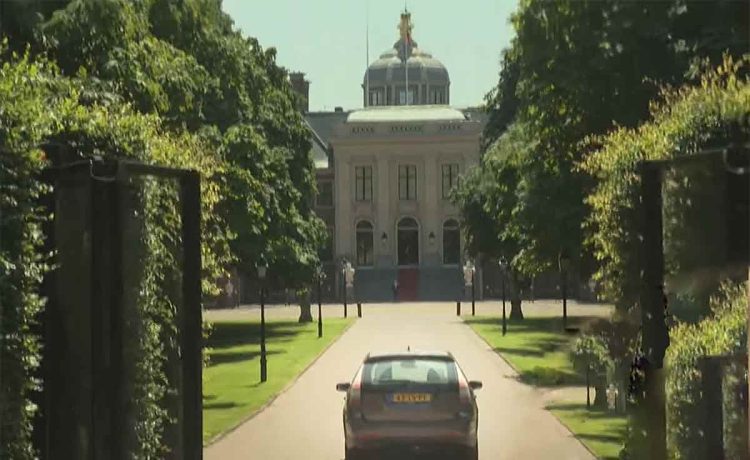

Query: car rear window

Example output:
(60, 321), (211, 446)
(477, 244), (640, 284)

(362, 358), (458, 388)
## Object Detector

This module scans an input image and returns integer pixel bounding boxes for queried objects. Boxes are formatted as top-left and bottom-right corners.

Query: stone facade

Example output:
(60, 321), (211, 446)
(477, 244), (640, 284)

(330, 109), (482, 270)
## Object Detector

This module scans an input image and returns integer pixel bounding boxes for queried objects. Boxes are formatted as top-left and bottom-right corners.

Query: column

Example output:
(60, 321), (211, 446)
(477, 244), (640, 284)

(376, 155), (391, 267)
(335, 156), (352, 261)
(424, 154), (439, 266)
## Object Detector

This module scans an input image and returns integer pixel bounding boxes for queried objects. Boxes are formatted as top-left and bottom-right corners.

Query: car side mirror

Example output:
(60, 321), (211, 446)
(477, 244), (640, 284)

(469, 381), (483, 390)
(336, 382), (351, 392)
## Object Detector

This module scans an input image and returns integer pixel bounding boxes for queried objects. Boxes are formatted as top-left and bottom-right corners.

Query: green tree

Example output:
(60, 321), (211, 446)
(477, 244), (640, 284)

(572, 334), (612, 408)
(31, 0), (325, 289)
(475, 0), (748, 285)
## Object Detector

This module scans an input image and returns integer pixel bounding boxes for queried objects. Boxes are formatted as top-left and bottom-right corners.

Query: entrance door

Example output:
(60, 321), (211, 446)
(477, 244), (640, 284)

(397, 217), (419, 266)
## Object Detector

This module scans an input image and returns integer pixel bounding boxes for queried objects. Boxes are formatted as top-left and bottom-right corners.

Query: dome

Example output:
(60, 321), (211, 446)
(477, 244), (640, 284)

(363, 39), (450, 86)
(362, 11), (451, 107)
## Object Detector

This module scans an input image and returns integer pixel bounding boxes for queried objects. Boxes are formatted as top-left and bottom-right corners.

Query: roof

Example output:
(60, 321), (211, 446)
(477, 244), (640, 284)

(364, 350), (454, 362)
(347, 105), (467, 123)
(306, 111), (350, 147)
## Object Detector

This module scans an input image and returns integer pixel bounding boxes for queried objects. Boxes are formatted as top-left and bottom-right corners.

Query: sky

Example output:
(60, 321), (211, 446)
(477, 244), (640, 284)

(221, 0), (518, 112)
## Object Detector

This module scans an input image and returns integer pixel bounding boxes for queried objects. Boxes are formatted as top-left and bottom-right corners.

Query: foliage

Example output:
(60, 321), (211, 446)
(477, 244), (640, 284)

(0, 47), (232, 457)
(26, 0), (325, 286)
(572, 334), (612, 380)
(581, 55), (750, 310)
(474, 0), (748, 282)
(665, 282), (747, 459)
(1, 1), (327, 454)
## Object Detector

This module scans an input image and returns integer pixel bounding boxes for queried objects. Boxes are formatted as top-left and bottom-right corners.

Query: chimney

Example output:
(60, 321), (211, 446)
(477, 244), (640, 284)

(289, 72), (310, 113)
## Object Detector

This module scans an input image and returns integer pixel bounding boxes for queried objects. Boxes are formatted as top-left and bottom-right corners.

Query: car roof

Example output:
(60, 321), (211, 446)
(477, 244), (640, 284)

(364, 350), (455, 362)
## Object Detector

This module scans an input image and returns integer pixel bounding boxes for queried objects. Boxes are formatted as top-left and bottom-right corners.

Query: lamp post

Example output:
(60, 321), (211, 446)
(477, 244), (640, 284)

(257, 258), (268, 383)
(499, 258), (507, 336)
(316, 265), (325, 338)
(559, 250), (570, 329)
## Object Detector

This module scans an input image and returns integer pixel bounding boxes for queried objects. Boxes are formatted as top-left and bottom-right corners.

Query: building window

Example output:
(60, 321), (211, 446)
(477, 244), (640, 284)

(356, 221), (374, 266)
(441, 164), (459, 199)
(398, 165), (417, 200)
(320, 227), (334, 262)
(369, 89), (384, 106)
(398, 87), (415, 105)
(430, 88), (445, 104)
(316, 181), (333, 207)
(443, 219), (460, 265)
(355, 166), (372, 201)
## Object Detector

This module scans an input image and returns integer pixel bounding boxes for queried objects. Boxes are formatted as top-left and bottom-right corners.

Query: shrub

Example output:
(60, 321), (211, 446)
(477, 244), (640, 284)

(572, 334), (613, 407)
(665, 282), (747, 459)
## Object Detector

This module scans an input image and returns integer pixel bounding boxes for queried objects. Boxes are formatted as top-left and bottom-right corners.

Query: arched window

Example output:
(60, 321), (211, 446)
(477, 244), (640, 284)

(356, 221), (374, 266)
(443, 219), (460, 265)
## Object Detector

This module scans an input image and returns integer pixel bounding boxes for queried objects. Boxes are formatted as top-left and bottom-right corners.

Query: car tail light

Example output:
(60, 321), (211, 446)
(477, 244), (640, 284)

(348, 370), (364, 420)
(458, 376), (471, 405)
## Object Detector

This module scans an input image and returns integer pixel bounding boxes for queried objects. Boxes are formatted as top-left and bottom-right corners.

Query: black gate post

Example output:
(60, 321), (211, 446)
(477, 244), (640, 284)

(639, 162), (668, 460)
(700, 357), (725, 459)
(180, 171), (203, 460)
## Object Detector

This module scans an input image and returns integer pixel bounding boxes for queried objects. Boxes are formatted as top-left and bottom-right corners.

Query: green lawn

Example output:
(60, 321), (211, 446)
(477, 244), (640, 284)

(464, 316), (588, 386)
(203, 317), (353, 444)
(548, 403), (628, 460)
(465, 315), (627, 459)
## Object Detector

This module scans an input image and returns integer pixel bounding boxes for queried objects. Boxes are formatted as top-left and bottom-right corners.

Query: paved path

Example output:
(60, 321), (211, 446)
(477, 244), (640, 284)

(204, 302), (598, 460)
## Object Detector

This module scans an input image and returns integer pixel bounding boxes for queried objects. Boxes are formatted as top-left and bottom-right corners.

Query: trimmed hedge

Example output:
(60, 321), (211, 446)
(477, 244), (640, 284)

(0, 48), (230, 458)
(581, 55), (750, 310)
(665, 283), (747, 459)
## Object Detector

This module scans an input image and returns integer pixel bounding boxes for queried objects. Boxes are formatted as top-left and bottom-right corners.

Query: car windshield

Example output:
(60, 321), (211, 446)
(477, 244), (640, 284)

(362, 359), (458, 388)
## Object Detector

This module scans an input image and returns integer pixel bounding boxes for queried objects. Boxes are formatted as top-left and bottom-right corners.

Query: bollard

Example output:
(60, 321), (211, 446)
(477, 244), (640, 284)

(357, 302), (362, 318)
(456, 301), (461, 316)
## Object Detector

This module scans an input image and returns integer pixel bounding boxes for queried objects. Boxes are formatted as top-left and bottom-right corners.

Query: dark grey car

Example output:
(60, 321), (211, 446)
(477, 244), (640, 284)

(336, 351), (482, 460)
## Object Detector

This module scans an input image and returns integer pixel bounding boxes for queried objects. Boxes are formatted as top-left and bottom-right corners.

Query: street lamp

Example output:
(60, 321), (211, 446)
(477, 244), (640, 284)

(257, 257), (268, 383)
(428, 231), (436, 246)
(559, 250), (570, 329)
(316, 265), (326, 338)
(499, 258), (508, 335)
(381, 232), (388, 248)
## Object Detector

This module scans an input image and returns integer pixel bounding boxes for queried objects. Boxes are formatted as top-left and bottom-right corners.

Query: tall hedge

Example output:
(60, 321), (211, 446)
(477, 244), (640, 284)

(581, 55), (750, 310)
(665, 283), (747, 459)
(0, 48), (230, 458)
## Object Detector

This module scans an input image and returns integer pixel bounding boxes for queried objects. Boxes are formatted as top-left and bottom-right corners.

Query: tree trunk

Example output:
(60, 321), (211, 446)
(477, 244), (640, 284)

(594, 380), (607, 408)
(509, 271), (524, 319)
(298, 290), (313, 323)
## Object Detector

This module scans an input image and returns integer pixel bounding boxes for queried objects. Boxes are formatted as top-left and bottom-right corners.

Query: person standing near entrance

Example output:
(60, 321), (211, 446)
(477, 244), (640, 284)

(392, 278), (399, 301)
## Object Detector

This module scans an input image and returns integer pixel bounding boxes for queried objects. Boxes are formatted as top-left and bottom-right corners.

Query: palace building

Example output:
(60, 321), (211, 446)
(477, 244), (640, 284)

(291, 11), (489, 302)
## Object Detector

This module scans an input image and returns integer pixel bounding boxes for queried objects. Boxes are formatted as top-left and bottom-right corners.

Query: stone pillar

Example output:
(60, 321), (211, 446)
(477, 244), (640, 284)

(376, 155), (391, 267)
(335, 156), (352, 260)
(424, 155), (439, 266)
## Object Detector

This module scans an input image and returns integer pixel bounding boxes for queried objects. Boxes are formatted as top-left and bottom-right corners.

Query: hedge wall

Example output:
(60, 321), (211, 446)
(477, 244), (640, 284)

(0, 48), (230, 458)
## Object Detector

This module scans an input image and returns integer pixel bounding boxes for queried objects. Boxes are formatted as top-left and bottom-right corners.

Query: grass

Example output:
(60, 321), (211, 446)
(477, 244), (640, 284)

(465, 315), (627, 459)
(464, 316), (590, 386)
(548, 403), (628, 460)
(202, 317), (353, 444)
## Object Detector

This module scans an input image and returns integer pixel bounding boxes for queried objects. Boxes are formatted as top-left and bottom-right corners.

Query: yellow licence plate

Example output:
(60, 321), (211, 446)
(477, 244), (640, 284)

(392, 393), (432, 403)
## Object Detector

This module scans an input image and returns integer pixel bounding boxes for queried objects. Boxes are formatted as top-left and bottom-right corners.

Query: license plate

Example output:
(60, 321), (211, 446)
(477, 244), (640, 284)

(391, 393), (432, 403)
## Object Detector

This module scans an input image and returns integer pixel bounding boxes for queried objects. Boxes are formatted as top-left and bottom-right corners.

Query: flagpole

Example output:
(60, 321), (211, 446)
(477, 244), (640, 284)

(404, 9), (409, 106)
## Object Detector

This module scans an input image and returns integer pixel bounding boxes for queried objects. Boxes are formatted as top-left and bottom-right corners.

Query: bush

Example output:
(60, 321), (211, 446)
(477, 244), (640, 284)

(572, 334), (613, 407)
(0, 48), (230, 458)
(581, 55), (750, 311)
(665, 282), (747, 459)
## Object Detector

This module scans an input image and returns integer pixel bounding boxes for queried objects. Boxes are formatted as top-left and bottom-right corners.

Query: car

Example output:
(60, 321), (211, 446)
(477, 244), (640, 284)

(336, 350), (482, 460)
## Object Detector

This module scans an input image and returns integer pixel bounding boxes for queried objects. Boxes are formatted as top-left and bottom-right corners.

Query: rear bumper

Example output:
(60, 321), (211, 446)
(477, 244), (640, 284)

(346, 420), (477, 450)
